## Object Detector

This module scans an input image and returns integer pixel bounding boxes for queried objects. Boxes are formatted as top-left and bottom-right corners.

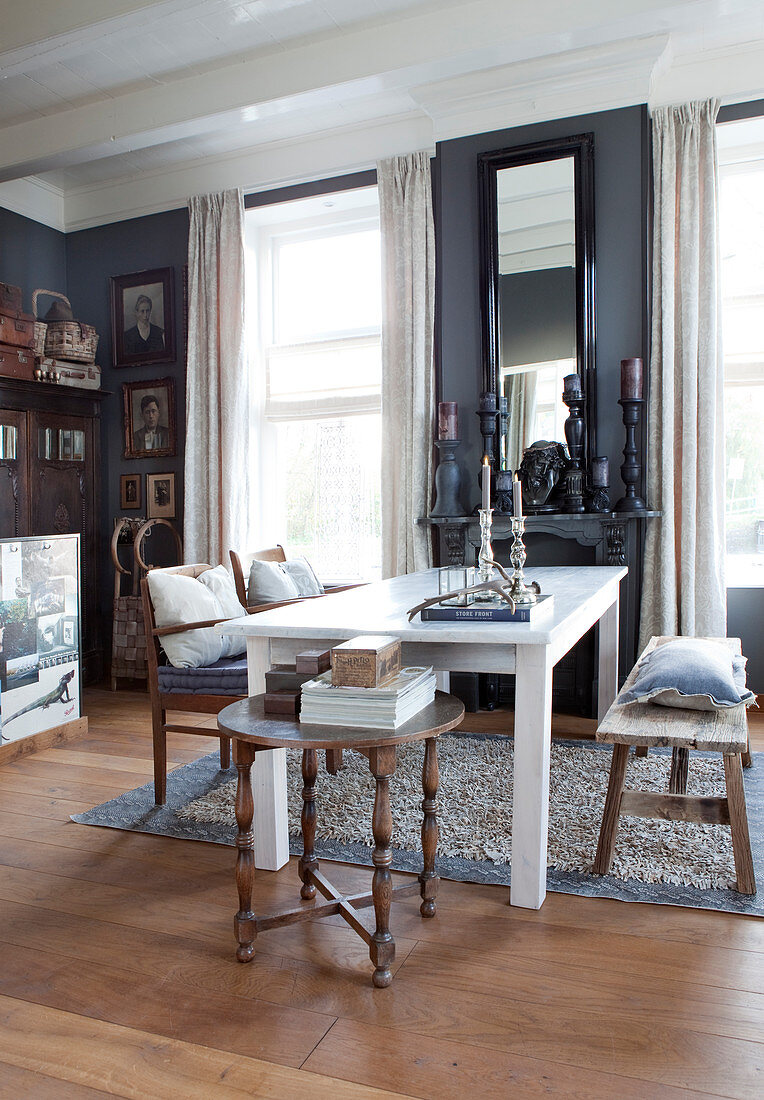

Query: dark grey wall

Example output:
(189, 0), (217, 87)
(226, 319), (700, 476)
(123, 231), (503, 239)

(0, 207), (66, 311)
(435, 104), (648, 512)
(500, 267), (575, 367)
(66, 208), (190, 610)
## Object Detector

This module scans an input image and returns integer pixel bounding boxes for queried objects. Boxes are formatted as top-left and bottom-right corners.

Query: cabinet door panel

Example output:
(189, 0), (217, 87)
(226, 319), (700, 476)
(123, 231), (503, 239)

(0, 409), (29, 538)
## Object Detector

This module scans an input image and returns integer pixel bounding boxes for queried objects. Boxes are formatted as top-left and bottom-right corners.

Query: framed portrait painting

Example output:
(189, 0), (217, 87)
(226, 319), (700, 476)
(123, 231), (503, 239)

(147, 473), (176, 519)
(111, 267), (175, 368)
(123, 377), (176, 459)
(120, 473), (141, 510)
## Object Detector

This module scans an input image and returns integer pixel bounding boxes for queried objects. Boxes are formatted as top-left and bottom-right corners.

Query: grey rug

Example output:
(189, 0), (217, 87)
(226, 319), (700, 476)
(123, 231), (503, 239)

(72, 734), (763, 915)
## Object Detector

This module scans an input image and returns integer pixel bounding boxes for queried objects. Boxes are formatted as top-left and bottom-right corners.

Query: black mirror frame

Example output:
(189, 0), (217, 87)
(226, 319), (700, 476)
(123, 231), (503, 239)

(478, 132), (596, 471)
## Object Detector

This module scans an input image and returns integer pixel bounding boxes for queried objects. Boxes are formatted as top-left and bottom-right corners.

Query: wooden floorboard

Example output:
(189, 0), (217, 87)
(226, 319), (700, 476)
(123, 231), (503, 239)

(0, 686), (759, 1099)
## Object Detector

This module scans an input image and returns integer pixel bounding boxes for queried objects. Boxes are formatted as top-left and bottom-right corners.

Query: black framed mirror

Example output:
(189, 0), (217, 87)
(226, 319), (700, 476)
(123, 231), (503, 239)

(479, 133), (596, 478)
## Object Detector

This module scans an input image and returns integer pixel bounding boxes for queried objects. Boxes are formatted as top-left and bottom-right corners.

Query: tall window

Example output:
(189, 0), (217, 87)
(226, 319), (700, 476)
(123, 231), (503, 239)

(718, 119), (764, 586)
(246, 188), (382, 582)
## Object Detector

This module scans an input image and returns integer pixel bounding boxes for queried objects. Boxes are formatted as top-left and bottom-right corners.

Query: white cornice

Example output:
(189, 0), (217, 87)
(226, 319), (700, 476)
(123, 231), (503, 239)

(0, 176), (65, 232)
(649, 39), (764, 110)
(62, 114), (434, 231)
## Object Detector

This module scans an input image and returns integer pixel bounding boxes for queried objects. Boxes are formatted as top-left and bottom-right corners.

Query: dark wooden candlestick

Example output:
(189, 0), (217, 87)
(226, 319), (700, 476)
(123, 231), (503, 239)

(614, 397), (646, 512)
(475, 405), (498, 499)
(561, 386), (585, 514)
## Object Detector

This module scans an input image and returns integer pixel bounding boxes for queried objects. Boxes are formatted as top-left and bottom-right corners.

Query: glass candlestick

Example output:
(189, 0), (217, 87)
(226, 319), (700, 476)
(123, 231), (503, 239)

(475, 507), (495, 599)
(507, 516), (538, 606)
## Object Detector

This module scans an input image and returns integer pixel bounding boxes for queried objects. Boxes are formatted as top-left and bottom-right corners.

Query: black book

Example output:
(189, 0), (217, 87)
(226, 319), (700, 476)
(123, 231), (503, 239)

(420, 594), (553, 622)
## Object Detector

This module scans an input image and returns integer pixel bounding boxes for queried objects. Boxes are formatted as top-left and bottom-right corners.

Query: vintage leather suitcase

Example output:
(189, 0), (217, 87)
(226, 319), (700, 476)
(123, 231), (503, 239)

(0, 309), (35, 349)
(0, 282), (23, 314)
(0, 343), (35, 380)
(53, 360), (102, 389)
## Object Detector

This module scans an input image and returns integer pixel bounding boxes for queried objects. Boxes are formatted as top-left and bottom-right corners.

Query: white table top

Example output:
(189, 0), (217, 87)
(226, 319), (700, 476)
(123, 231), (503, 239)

(219, 566), (626, 648)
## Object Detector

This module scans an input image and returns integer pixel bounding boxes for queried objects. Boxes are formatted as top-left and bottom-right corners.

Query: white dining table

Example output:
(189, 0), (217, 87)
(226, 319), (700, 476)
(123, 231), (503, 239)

(219, 564), (626, 909)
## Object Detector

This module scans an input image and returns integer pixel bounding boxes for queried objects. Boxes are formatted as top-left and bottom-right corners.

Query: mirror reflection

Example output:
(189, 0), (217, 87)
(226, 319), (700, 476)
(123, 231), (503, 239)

(497, 156), (576, 471)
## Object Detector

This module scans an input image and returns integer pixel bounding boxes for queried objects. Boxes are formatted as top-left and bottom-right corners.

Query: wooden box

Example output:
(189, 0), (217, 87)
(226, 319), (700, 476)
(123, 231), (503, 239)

(295, 648), (331, 675)
(0, 344), (35, 380)
(0, 310), (35, 349)
(264, 689), (301, 715)
(331, 635), (402, 688)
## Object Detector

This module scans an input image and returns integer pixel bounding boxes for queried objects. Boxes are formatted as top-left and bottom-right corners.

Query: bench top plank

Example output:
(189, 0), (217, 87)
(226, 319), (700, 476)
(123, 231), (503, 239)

(597, 636), (749, 753)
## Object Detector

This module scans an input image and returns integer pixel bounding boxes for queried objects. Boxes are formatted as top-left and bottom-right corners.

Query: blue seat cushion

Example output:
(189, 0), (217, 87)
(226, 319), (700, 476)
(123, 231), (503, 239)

(157, 655), (248, 696)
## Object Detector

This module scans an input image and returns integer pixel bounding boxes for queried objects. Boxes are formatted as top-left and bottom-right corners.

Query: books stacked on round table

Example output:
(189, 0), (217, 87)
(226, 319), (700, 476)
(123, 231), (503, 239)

(299, 635), (436, 729)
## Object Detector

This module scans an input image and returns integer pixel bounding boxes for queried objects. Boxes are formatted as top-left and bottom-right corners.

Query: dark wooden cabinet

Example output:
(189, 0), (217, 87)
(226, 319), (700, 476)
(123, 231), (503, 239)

(0, 379), (106, 682)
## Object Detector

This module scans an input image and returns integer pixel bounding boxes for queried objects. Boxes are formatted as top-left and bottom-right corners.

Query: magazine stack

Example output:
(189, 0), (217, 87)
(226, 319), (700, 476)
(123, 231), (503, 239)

(299, 635), (436, 729)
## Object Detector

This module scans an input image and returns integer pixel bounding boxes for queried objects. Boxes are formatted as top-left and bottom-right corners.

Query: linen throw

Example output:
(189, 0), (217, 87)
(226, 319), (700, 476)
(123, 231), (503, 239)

(639, 100), (726, 648)
(184, 189), (249, 565)
(378, 152), (436, 577)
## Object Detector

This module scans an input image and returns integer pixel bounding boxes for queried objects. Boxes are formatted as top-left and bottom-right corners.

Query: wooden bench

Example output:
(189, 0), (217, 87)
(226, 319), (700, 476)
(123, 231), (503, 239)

(593, 636), (756, 895)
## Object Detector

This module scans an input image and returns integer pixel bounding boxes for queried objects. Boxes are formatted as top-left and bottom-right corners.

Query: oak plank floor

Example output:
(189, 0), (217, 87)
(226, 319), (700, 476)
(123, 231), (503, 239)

(0, 687), (760, 1099)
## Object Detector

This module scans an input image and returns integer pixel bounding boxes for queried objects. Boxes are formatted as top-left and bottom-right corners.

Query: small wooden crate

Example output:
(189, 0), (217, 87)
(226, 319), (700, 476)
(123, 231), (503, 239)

(331, 635), (402, 688)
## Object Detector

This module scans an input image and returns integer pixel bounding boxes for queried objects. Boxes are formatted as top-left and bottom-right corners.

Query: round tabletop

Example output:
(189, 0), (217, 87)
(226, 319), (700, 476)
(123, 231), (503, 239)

(217, 690), (465, 750)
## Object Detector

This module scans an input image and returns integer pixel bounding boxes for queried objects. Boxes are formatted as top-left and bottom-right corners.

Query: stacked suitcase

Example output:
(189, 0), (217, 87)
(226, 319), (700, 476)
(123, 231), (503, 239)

(0, 282), (100, 388)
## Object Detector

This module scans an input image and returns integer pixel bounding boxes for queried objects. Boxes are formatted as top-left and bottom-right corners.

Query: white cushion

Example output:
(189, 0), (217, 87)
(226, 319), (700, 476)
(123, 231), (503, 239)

(281, 556), (324, 596)
(199, 565), (247, 658)
(147, 571), (224, 669)
(247, 559), (300, 606)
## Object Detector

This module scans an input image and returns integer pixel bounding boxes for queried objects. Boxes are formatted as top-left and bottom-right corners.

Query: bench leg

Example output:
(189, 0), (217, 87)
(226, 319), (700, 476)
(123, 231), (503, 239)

(419, 737), (439, 918)
(152, 703), (167, 805)
(723, 752), (756, 895)
(669, 747), (689, 794)
(593, 743), (629, 875)
(634, 745), (648, 759)
(369, 745), (397, 988)
(299, 748), (319, 900)
(234, 739), (258, 962)
(742, 729), (752, 770)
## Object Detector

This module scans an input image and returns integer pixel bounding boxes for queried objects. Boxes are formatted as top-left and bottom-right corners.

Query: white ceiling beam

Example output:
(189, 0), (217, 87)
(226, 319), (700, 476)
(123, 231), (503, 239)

(0, 0), (702, 181)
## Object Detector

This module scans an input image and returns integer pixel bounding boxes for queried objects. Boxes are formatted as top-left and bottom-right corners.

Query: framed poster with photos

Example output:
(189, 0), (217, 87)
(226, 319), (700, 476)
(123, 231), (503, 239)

(111, 267), (175, 368)
(123, 377), (176, 459)
(0, 535), (81, 747)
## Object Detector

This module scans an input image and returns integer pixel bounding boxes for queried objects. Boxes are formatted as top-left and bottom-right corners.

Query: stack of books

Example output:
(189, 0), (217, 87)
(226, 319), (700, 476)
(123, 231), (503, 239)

(299, 634), (436, 728)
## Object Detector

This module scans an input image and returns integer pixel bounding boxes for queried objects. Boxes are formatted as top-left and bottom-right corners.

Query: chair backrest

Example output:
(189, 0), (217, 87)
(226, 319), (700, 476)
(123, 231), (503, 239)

(140, 563), (213, 684)
(230, 545), (286, 606)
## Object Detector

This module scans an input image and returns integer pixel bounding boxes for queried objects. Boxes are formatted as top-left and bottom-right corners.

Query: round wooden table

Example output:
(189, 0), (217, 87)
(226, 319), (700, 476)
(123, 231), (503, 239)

(218, 690), (465, 987)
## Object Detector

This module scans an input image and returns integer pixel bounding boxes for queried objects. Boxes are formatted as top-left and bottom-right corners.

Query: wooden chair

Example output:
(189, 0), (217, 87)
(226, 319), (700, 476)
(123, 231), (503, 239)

(593, 636), (756, 895)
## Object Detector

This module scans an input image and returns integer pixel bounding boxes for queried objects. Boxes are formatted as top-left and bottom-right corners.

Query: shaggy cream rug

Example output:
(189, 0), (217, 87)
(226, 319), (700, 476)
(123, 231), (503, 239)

(178, 735), (740, 891)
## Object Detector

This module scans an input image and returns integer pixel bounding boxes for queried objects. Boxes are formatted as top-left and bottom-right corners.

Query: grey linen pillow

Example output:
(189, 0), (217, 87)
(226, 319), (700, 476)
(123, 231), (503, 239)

(247, 559), (300, 606)
(620, 638), (756, 711)
(281, 556), (324, 596)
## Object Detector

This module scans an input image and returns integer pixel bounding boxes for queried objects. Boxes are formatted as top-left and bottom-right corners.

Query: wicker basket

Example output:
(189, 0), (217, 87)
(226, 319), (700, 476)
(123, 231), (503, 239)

(33, 289), (99, 364)
(111, 595), (148, 684)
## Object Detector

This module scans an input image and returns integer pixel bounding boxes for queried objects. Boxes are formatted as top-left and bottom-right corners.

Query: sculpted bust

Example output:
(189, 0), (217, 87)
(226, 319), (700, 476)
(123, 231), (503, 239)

(518, 440), (568, 512)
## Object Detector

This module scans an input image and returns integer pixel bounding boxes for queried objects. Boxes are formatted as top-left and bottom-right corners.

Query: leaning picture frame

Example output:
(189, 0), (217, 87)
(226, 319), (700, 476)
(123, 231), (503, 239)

(111, 267), (175, 368)
(123, 377), (176, 459)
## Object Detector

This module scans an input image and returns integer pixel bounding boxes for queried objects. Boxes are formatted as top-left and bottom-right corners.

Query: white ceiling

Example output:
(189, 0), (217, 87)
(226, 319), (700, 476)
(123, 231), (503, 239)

(1, 0), (763, 231)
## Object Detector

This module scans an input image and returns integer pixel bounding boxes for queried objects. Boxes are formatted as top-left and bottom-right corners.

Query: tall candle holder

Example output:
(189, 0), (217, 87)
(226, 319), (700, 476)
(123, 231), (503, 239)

(476, 395), (499, 493)
(431, 439), (465, 516)
(507, 516), (539, 606)
(474, 507), (495, 599)
(614, 397), (647, 512)
(561, 381), (585, 514)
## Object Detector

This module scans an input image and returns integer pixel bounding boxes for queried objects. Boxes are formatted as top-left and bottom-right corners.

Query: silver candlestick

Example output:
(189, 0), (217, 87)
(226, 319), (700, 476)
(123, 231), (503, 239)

(507, 516), (539, 606)
(475, 507), (495, 599)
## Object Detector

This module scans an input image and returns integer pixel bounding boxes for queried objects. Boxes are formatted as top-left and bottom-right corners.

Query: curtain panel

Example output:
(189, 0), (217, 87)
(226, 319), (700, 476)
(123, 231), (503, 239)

(184, 188), (249, 566)
(377, 151), (436, 578)
(639, 99), (726, 648)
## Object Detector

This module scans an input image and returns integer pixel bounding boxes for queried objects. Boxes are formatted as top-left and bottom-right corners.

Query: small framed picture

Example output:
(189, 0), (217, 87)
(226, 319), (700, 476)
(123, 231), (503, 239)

(120, 473), (141, 510)
(123, 377), (176, 459)
(111, 267), (175, 368)
(147, 472), (176, 519)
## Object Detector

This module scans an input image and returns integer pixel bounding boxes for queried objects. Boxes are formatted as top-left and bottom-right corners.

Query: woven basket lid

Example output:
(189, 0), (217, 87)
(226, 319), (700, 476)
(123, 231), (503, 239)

(44, 299), (74, 321)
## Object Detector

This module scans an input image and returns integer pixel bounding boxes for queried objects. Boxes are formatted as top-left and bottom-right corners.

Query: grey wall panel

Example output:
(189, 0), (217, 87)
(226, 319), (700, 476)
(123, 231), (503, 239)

(0, 207), (66, 311)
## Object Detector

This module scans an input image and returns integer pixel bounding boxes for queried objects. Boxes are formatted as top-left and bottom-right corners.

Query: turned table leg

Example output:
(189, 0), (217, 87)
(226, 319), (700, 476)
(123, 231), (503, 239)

(233, 739), (258, 963)
(299, 748), (319, 900)
(419, 736), (440, 918)
(368, 745), (397, 988)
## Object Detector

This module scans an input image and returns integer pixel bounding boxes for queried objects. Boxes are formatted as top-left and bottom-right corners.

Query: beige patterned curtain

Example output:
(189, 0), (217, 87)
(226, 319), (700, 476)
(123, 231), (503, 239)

(639, 100), (726, 648)
(378, 152), (436, 578)
(184, 189), (248, 565)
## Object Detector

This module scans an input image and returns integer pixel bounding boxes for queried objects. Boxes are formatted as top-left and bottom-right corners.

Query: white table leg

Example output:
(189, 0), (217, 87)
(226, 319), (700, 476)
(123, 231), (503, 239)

(597, 590), (620, 725)
(435, 671), (450, 692)
(245, 636), (289, 871)
(510, 644), (554, 909)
